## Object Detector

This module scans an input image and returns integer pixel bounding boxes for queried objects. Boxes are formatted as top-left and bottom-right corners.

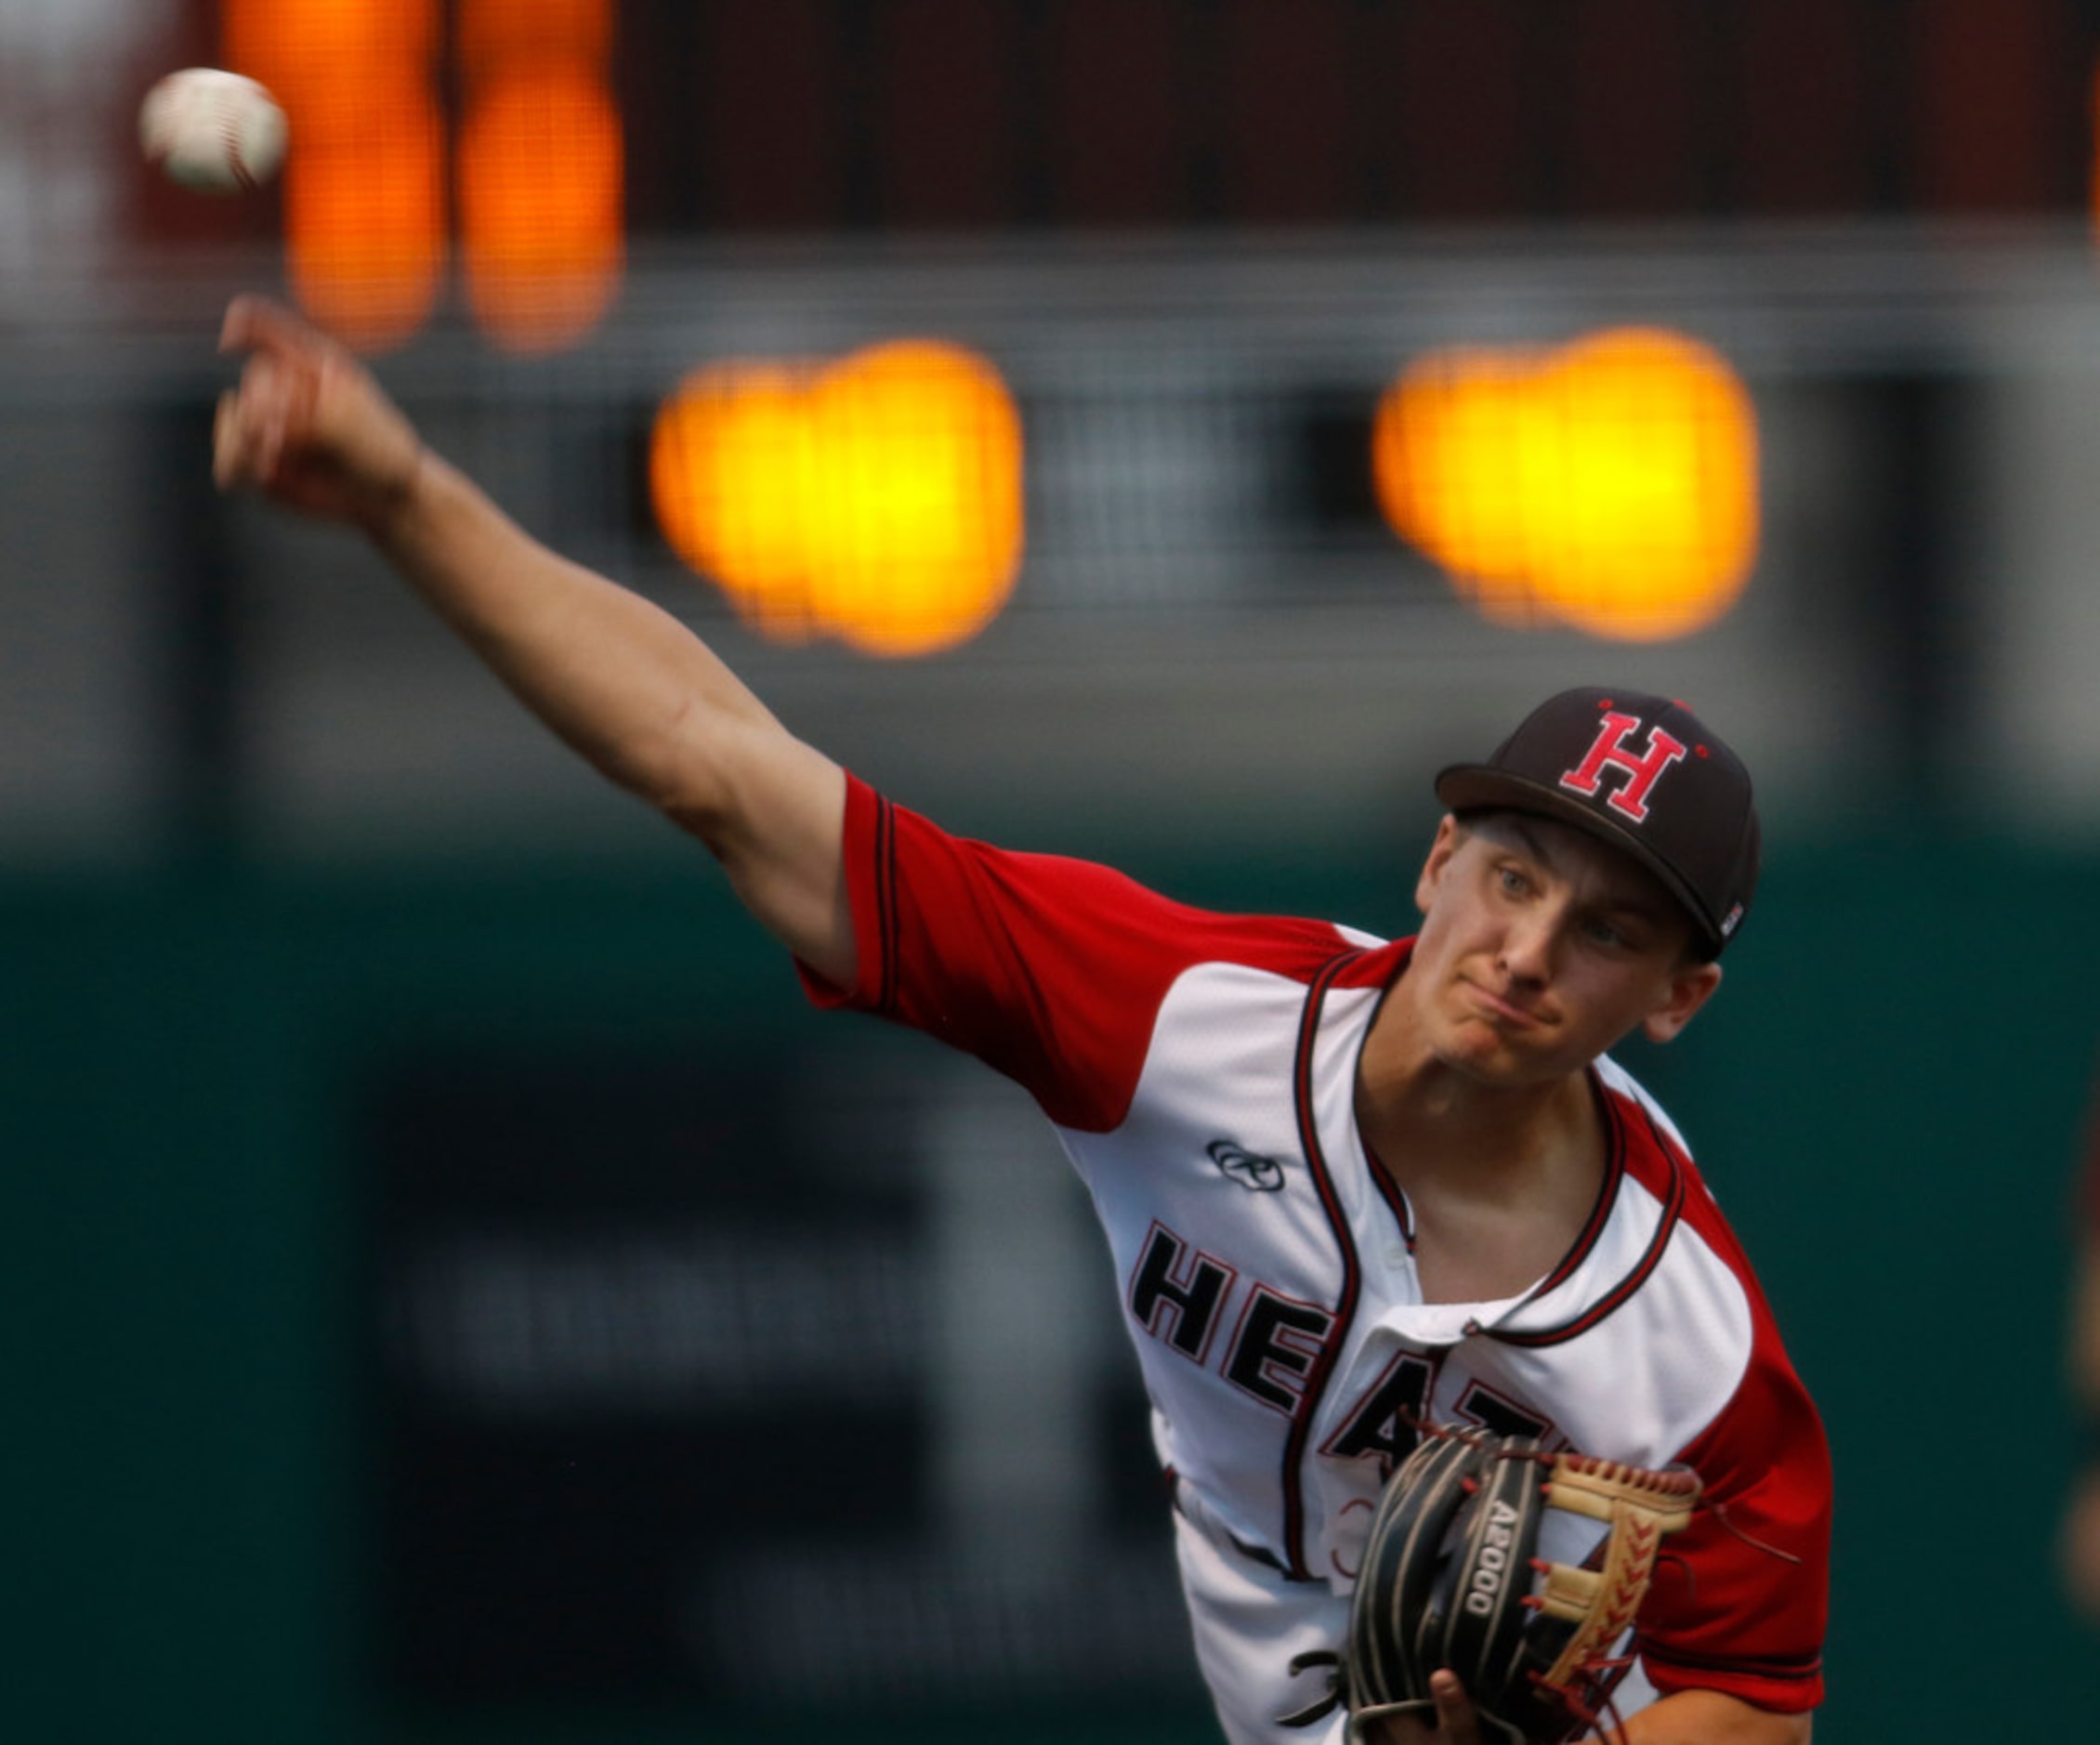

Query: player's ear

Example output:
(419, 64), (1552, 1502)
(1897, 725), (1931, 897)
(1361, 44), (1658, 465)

(1641, 959), (1723, 1043)
(1415, 814), (1465, 916)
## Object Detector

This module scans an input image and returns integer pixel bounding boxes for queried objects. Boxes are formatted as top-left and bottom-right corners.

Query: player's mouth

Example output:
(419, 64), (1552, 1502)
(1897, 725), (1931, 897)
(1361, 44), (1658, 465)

(1459, 976), (1547, 1030)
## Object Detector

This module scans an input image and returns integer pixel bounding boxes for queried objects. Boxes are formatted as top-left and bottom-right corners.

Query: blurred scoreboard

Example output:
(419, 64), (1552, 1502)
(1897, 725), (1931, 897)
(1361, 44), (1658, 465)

(361, 1033), (1207, 1712)
(174, 0), (2100, 356)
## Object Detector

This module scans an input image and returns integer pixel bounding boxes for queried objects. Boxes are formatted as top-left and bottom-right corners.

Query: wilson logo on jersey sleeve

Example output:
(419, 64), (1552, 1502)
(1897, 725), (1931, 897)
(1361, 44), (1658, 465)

(1208, 1139), (1287, 1191)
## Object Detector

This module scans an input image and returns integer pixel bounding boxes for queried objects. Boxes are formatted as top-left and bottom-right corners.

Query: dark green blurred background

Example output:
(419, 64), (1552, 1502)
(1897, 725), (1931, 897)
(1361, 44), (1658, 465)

(10, 820), (2098, 1740)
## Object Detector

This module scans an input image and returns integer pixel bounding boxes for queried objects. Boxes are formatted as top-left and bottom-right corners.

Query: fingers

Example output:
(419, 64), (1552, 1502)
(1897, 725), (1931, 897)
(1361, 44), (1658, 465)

(219, 292), (335, 367)
(1429, 1671), (1479, 1743)
(216, 297), (311, 494)
(211, 388), (245, 491)
(213, 348), (308, 493)
(212, 381), (278, 494)
(214, 290), (425, 526)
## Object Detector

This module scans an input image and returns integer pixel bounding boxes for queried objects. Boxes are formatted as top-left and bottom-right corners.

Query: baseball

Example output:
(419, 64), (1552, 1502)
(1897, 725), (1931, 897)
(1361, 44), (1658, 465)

(139, 68), (287, 195)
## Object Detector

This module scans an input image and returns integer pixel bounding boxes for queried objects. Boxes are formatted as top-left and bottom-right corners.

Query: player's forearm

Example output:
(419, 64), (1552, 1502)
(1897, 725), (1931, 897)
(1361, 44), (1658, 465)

(1606, 1689), (1811, 1743)
(367, 449), (775, 823)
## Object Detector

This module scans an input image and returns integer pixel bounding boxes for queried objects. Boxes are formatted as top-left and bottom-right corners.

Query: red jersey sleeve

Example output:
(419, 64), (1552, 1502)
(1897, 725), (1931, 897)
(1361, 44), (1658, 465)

(797, 775), (1349, 1132)
(1636, 1237), (1833, 1712)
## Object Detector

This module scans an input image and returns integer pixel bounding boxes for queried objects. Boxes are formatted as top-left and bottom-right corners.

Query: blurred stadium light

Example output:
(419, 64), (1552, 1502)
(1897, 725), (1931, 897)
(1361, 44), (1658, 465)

(7, 230), (2100, 859)
(223, 0), (448, 350)
(456, 0), (623, 353)
(223, 0), (623, 355)
(650, 340), (1024, 656)
(1372, 328), (1759, 642)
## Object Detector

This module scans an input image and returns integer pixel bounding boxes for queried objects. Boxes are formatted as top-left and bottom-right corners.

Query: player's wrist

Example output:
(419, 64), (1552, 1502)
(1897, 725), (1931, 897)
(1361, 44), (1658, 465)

(357, 437), (433, 543)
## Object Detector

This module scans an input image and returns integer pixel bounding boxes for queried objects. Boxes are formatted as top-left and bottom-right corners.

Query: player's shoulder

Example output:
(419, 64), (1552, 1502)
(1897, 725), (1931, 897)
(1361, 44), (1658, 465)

(1591, 1054), (1736, 1248)
(1145, 892), (1385, 968)
(1592, 1051), (1794, 1322)
(1592, 1053), (1696, 1162)
(880, 782), (1385, 980)
(1053, 851), (1386, 984)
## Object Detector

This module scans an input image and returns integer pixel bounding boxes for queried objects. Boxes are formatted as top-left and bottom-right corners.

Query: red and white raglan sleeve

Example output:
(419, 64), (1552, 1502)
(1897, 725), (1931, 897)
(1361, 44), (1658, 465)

(797, 775), (1342, 1132)
(1635, 1304), (1832, 1712)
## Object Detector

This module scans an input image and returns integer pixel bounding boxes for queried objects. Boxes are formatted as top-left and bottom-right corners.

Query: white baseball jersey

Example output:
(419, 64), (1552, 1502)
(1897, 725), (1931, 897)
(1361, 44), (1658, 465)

(803, 779), (1831, 1740)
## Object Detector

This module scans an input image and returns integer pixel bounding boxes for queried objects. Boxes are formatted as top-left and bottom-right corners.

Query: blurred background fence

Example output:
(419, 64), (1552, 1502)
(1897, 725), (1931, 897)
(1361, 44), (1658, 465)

(7, 2), (2100, 1741)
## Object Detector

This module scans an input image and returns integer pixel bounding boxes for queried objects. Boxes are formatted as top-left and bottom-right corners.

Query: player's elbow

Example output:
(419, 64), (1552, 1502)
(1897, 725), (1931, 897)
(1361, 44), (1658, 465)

(648, 701), (825, 867)
(590, 688), (730, 839)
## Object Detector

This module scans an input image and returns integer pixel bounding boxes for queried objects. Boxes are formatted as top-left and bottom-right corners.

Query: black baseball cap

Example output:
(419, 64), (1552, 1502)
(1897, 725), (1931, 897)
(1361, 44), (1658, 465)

(1434, 688), (1760, 956)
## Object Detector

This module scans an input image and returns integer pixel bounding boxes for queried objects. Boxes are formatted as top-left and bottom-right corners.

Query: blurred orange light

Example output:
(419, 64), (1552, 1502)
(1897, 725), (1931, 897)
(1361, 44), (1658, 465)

(278, 92), (447, 351)
(227, 0), (622, 356)
(651, 343), (1026, 658)
(224, 0), (445, 352)
(458, 63), (624, 353)
(457, 0), (622, 355)
(2092, 59), (2100, 239)
(227, 0), (435, 73)
(1373, 328), (1760, 641)
(457, 0), (613, 68)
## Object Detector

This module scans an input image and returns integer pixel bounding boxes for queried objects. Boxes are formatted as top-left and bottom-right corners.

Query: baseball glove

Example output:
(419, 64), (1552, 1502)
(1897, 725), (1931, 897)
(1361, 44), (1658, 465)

(1281, 1424), (1700, 1743)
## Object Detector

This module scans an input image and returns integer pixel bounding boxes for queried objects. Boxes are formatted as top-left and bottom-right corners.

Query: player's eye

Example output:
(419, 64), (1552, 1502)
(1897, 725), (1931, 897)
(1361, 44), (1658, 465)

(1495, 865), (1529, 897)
(1581, 914), (1643, 951)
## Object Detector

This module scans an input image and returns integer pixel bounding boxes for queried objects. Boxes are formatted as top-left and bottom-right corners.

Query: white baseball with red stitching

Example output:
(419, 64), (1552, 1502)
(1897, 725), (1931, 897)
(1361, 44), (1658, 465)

(139, 68), (286, 196)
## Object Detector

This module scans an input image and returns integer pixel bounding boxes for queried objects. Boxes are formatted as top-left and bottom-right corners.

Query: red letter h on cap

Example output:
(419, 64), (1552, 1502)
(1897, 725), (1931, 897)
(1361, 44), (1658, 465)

(1558, 711), (1687, 823)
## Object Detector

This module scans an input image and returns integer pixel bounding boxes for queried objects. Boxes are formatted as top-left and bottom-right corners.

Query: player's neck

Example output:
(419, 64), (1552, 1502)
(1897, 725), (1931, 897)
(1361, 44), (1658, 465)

(1354, 1008), (1597, 1200)
(1354, 1036), (1605, 1303)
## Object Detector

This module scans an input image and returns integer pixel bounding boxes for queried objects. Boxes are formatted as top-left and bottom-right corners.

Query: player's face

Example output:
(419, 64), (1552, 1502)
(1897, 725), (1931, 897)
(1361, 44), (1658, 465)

(1403, 812), (1723, 1086)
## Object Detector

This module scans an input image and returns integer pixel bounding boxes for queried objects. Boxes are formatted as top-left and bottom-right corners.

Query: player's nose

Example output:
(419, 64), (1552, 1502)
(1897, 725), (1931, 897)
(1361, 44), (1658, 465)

(1494, 906), (1559, 984)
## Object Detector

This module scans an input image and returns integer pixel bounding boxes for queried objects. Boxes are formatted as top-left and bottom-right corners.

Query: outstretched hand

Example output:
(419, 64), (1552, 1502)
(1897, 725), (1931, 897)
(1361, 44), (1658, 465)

(213, 295), (425, 532)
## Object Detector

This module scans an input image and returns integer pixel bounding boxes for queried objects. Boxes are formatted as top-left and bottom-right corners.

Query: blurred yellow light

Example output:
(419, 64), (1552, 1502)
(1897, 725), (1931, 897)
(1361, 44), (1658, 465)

(458, 63), (624, 354)
(225, 0), (445, 352)
(1373, 328), (1759, 641)
(650, 343), (1025, 658)
(652, 367), (824, 643)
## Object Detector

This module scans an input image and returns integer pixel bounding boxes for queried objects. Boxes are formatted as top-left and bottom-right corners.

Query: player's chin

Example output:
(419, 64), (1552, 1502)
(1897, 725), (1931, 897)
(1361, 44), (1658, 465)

(1437, 1033), (1562, 1088)
(1441, 1015), (1565, 1076)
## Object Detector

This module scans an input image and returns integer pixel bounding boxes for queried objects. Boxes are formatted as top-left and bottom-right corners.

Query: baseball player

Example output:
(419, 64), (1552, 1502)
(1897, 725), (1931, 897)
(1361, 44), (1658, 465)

(213, 296), (1831, 1745)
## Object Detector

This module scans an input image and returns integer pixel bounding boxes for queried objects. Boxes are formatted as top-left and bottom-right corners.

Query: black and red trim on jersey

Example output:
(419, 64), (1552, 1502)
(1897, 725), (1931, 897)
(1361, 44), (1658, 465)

(1488, 1089), (1689, 1349)
(1636, 1642), (1825, 1682)
(1349, 943), (1418, 1250)
(1278, 947), (1373, 1581)
(1636, 1638), (1826, 1712)
(1518, 1070), (1626, 1300)
(870, 791), (899, 1017)
(1359, 1142), (1416, 1250)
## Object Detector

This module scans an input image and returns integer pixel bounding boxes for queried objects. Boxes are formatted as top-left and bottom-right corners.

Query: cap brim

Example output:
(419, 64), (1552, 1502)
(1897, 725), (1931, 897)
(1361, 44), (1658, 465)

(1433, 764), (1723, 950)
